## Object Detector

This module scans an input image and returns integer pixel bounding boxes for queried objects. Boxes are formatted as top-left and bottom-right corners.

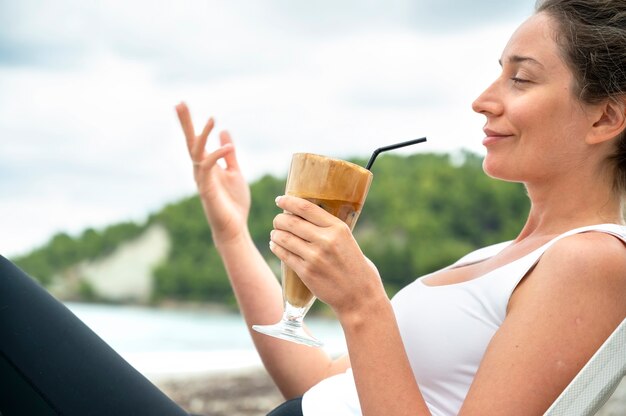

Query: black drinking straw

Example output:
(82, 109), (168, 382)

(365, 137), (427, 170)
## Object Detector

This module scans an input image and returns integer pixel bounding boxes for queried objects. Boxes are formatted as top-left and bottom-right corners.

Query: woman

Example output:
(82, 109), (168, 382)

(175, 0), (626, 414)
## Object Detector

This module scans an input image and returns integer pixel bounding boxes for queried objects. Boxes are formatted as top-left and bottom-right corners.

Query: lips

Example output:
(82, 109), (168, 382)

(482, 128), (513, 146)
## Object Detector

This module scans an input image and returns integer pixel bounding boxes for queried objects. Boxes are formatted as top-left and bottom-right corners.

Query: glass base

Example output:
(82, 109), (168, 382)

(253, 320), (323, 348)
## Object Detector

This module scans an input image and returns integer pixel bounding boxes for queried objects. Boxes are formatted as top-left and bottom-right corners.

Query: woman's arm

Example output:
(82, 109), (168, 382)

(214, 230), (351, 398)
(175, 104), (349, 398)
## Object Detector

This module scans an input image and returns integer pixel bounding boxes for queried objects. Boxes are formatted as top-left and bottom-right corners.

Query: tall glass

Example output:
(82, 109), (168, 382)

(253, 153), (373, 347)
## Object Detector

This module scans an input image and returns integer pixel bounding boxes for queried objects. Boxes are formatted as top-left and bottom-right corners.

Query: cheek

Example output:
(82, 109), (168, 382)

(508, 95), (579, 150)
(508, 96), (554, 133)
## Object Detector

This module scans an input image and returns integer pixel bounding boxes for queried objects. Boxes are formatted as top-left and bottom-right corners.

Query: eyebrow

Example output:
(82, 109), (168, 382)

(498, 55), (545, 68)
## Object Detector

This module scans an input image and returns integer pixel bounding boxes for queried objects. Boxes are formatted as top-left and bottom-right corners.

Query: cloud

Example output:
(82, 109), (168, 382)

(0, 0), (532, 72)
(407, 0), (533, 31)
(0, 0), (531, 256)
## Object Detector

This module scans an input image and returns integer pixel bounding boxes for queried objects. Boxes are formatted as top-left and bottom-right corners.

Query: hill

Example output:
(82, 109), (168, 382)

(11, 152), (529, 307)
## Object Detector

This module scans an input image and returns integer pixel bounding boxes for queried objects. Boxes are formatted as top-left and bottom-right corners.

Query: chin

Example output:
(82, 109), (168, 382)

(482, 155), (500, 178)
(482, 155), (518, 182)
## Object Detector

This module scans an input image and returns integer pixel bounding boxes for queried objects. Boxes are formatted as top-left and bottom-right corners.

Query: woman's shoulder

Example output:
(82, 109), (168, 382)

(510, 224), (626, 315)
(527, 223), (626, 272)
(529, 226), (626, 295)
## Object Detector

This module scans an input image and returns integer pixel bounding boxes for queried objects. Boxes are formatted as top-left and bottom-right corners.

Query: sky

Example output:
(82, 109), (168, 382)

(0, 0), (534, 257)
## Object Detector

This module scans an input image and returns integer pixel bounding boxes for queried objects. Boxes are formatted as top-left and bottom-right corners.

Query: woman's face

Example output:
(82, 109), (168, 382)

(472, 12), (598, 184)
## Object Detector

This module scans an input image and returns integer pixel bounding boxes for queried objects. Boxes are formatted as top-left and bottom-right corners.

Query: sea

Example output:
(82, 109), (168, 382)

(65, 302), (347, 380)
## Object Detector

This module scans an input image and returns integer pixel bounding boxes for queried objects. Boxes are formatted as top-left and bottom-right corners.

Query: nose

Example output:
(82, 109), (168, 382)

(472, 79), (503, 117)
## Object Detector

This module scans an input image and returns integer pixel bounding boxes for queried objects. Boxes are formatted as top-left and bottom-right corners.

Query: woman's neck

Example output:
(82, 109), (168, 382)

(516, 177), (624, 242)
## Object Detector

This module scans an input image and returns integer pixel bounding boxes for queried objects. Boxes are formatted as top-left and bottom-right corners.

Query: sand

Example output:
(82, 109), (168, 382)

(156, 369), (284, 416)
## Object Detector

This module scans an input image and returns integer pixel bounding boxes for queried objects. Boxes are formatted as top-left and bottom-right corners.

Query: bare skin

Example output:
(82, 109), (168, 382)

(176, 12), (626, 416)
(175, 103), (350, 399)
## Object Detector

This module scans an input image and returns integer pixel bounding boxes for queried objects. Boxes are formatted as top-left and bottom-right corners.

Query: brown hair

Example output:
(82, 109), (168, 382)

(535, 0), (626, 192)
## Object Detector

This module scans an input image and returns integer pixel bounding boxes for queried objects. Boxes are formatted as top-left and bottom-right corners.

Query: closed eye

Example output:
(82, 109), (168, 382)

(511, 77), (531, 85)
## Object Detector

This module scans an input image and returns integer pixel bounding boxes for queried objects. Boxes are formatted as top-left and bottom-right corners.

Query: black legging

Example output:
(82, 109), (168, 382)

(267, 397), (303, 416)
(0, 255), (191, 415)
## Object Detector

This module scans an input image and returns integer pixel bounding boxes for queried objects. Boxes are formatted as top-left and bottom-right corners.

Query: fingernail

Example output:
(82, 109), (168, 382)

(275, 195), (283, 204)
(269, 241), (276, 250)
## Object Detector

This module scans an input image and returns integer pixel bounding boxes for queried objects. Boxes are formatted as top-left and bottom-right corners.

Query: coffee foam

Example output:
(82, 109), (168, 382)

(285, 153), (373, 203)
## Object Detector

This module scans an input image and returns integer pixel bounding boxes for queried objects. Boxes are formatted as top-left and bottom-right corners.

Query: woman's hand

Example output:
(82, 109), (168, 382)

(175, 102), (251, 245)
(269, 195), (386, 318)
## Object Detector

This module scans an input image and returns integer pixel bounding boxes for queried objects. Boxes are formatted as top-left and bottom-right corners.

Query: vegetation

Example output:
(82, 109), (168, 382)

(12, 152), (530, 307)
(13, 222), (144, 286)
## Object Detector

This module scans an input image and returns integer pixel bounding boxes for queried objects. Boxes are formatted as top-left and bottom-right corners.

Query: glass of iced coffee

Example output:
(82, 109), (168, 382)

(253, 153), (373, 347)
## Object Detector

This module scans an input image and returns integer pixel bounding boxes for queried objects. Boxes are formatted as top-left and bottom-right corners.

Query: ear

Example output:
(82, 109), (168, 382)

(586, 98), (626, 145)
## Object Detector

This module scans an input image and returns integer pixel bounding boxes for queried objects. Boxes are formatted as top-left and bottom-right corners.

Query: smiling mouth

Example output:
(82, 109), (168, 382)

(482, 128), (513, 146)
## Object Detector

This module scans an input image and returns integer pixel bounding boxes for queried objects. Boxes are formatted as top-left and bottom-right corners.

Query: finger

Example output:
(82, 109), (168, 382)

(269, 236), (306, 270)
(175, 102), (196, 154)
(219, 130), (240, 171)
(197, 143), (234, 171)
(275, 195), (335, 227)
(192, 117), (215, 162)
(272, 211), (319, 243)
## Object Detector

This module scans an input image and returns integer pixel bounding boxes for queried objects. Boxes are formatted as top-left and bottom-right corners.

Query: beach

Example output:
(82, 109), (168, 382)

(65, 302), (346, 415)
(156, 369), (283, 416)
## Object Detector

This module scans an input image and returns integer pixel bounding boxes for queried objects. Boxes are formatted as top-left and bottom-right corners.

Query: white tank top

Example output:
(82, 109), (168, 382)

(301, 224), (626, 416)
